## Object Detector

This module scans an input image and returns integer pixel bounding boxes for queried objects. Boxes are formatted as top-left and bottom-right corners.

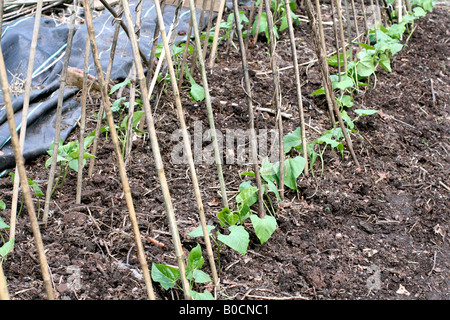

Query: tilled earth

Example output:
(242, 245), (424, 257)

(0, 3), (448, 300)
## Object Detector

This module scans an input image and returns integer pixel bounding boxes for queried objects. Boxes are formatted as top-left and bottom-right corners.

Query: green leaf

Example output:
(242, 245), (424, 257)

(0, 238), (14, 258)
(336, 94), (354, 108)
(189, 82), (205, 102)
(265, 180), (281, 202)
(378, 53), (392, 72)
(187, 225), (216, 238)
(217, 207), (239, 227)
(260, 158), (278, 184)
(283, 127), (302, 153)
(236, 181), (258, 207)
(250, 214), (277, 244)
(109, 79), (131, 96)
(310, 87), (325, 96)
(0, 200), (5, 211)
(413, 6), (427, 17)
(189, 289), (215, 300)
(283, 156), (306, 190)
(151, 263), (180, 290)
(354, 109), (380, 116)
(240, 171), (255, 177)
(356, 50), (377, 77)
(186, 244), (204, 280)
(327, 51), (351, 67)
(0, 216), (9, 230)
(357, 42), (375, 50)
(192, 269), (212, 284)
(332, 75), (355, 91)
(28, 179), (44, 197)
(217, 225), (250, 255)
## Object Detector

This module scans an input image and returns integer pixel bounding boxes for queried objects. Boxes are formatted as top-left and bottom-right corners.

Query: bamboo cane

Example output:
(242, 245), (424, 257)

(145, 0), (166, 89)
(284, 0), (308, 176)
(208, 0), (226, 68)
(83, 0), (156, 299)
(43, 0), (78, 226)
(0, 45), (55, 301)
(342, 0), (355, 61)
(154, 0), (220, 289)
(351, 0), (360, 43)
(334, 0), (348, 72)
(121, 0), (195, 299)
(98, 0), (149, 67)
(252, 0), (264, 45)
(263, 0), (285, 200)
(9, 0), (45, 242)
(0, 262), (10, 300)
(331, 0), (342, 83)
(88, 1), (123, 178)
(190, 0), (208, 75)
(360, 0), (369, 41)
(232, 0), (265, 217)
(315, 0), (336, 124)
(201, 0), (216, 61)
(304, 0), (360, 168)
(186, 0), (229, 209)
(76, 20), (90, 204)
(244, 0), (256, 53)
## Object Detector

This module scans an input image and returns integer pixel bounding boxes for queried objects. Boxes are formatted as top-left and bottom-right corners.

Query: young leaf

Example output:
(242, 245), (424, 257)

(189, 289), (215, 300)
(109, 79), (131, 96)
(187, 225), (216, 238)
(0, 216), (9, 230)
(151, 263), (180, 290)
(0, 200), (5, 210)
(192, 269), (212, 284)
(378, 53), (392, 72)
(217, 225), (250, 255)
(283, 156), (306, 190)
(0, 238), (14, 258)
(250, 214), (277, 244)
(217, 207), (239, 227)
(283, 127), (302, 154)
(356, 50), (377, 78)
(186, 243), (204, 280)
(354, 109), (380, 116)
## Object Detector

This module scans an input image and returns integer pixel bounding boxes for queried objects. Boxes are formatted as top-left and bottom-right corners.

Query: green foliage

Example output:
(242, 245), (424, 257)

(45, 137), (95, 194)
(151, 243), (214, 300)
(0, 202), (14, 261)
(46, 137), (95, 174)
(252, 0), (301, 41)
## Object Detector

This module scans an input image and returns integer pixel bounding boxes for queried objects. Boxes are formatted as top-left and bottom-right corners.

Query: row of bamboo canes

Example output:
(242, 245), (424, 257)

(0, 0), (411, 300)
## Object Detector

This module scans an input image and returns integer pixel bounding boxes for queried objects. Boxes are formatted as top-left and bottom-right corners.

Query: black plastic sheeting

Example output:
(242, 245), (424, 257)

(0, 0), (227, 176)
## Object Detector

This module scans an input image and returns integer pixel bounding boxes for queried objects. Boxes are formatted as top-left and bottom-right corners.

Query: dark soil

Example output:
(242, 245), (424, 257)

(0, 4), (448, 300)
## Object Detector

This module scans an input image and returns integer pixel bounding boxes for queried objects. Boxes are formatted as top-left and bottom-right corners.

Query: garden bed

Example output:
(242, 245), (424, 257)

(0, 2), (448, 300)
